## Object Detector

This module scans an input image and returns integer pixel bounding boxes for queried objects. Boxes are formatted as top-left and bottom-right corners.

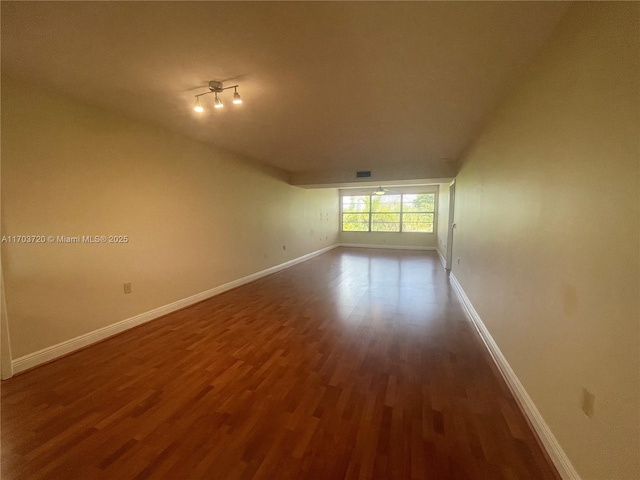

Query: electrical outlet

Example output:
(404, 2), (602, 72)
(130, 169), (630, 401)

(457, 257), (461, 265)
(581, 388), (595, 417)
(124, 282), (132, 294)
(282, 245), (286, 251)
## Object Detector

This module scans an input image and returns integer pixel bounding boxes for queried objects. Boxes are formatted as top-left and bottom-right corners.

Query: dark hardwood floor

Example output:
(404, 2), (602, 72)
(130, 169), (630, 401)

(1, 247), (559, 480)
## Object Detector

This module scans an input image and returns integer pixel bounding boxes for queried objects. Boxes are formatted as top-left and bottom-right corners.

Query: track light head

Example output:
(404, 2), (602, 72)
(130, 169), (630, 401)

(214, 93), (224, 109)
(233, 88), (242, 105)
(194, 97), (204, 113)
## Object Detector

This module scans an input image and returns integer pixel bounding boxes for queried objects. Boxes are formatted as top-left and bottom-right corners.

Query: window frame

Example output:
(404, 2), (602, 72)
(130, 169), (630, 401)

(340, 190), (437, 233)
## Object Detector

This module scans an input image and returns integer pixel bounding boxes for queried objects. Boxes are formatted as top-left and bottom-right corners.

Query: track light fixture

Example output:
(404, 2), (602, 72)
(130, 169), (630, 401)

(193, 80), (243, 113)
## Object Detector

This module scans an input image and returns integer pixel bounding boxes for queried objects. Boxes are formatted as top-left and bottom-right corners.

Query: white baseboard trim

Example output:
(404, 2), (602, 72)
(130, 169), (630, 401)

(11, 244), (339, 375)
(449, 273), (580, 480)
(436, 248), (446, 267)
(339, 243), (436, 251)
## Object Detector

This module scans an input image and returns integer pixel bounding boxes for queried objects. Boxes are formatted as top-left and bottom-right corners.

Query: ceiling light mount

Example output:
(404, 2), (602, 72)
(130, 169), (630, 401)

(208, 81), (224, 93)
(193, 80), (243, 113)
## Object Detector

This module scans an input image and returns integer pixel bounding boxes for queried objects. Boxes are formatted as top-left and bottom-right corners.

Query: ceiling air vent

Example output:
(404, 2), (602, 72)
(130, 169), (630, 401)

(356, 170), (372, 178)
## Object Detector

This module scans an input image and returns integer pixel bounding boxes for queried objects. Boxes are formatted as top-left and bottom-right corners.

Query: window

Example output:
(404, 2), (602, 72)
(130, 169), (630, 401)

(342, 193), (435, 233)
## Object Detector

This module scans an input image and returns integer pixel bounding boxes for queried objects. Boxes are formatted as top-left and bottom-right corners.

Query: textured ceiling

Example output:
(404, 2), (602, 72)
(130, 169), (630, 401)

(1, 2), (570, 176)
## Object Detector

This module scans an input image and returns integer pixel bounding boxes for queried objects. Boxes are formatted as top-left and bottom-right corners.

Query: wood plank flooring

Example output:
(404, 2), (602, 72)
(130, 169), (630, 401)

(1, 248), (559, 479)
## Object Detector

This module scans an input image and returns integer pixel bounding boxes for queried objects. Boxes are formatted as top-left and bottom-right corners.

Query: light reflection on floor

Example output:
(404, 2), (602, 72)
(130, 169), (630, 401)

(333, 248), (460, 329)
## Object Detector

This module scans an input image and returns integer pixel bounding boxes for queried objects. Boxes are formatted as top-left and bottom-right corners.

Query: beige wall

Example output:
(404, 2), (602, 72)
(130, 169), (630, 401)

(1, 77), (339, 360)
(340, 231), (436, 249)
(452, 3), (639, 479)
(291, 161), (457, 187)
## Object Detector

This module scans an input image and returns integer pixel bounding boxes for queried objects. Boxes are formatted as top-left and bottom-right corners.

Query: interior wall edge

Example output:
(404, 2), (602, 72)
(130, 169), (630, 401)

(449, 272), (581, 480)
(9, 244), (339, 376)
(1, 266), (14, 380)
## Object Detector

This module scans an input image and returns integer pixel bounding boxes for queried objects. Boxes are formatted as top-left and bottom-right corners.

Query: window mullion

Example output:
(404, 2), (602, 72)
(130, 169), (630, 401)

(399, 194), (404, 232)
